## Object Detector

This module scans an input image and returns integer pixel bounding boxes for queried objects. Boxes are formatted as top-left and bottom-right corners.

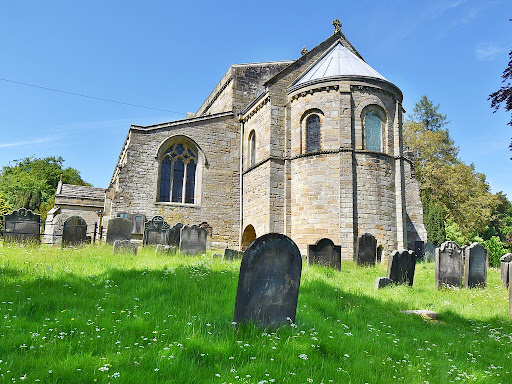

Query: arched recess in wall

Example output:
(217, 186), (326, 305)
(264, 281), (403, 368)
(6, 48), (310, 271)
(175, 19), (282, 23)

(300, 108), (324, 154)
(241, 224), (256, 250)
(361, 105), (386, 153)
(155, 135), (207, 206)
(248, 130), (256, 167)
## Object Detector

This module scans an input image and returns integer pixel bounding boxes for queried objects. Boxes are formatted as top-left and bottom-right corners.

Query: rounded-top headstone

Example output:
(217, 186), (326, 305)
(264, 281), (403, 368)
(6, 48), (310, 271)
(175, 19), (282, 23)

(233, 233), (302, 328)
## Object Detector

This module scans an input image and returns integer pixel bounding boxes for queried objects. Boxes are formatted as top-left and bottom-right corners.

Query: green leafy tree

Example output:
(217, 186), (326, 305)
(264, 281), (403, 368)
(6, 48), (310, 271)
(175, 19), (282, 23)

(411, 95), (449, 131)
(483, 236), (507, 267)
(423, 199), (446, 245)
(0, 156), (90, 212)
(0, 194), (11, 232)
(445, 218), (468, 245)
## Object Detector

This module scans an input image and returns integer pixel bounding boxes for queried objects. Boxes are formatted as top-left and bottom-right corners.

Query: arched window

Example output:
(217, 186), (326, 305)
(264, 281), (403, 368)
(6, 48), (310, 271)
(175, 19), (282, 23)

(364, 111), (383, 152)
(159, 142), (198, 204)
(306, 114), (321, 153)
(248, 130), (256, 167)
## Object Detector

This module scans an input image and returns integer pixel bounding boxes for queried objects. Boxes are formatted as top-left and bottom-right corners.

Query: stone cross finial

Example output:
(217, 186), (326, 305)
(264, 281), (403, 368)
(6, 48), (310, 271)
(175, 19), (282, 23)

(332, 18), (342, 33)
(301, 46), (308, 56)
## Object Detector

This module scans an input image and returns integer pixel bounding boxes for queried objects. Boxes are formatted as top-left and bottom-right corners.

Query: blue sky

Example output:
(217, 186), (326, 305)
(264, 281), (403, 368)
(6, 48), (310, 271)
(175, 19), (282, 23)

(0, 1), (511, 198)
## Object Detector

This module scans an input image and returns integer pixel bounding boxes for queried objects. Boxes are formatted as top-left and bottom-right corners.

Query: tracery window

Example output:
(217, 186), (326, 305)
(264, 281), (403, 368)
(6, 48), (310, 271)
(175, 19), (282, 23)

(306, 114), (321, 153)
(364, 111), (383, 152)
(248, 130), (256, 167)
(159, 142), (197, 204)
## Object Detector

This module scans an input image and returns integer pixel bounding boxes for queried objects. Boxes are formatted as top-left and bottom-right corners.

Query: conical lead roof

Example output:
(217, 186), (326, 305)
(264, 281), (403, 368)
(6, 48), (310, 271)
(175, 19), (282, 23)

(294, 42), (387, 86)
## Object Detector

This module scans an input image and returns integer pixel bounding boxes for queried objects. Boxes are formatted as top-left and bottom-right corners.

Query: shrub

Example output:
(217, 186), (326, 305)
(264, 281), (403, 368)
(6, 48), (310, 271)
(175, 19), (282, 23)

(483, 236), (506, 267)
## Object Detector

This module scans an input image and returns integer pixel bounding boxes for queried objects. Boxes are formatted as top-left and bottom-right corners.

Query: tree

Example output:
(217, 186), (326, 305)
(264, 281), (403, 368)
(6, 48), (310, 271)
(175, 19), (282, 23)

(0, 193), (11, 232)
(410, 95), (449, 131)
(423, 199), (446, 245)
(0, 156), (90, 212)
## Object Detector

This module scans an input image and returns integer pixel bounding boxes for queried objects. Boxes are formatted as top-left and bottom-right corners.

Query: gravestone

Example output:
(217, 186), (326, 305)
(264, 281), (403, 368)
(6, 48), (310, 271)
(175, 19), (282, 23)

(375, 277), (393, 289)
(62, 216), (87, 246)
(501, 253), (512, 288)
(356, 233), (377, 265)
(414, 241), (424, 262)
(464, 243), (487, 288)
(224, 248), (243, 260)
(3, 208), (40, 243)
(387, 249), (416, 286)
(143, 216), (170, 245)
(233, 233), (302, 328)
(435, 241), (463, 288)
(423, 242), (436, 262)
(106, 217), (132, 244)
(118, 213), (146, 235)
(169, 223), (183, 246)
(156, 244), (176, 254)
(179, 225), (207, 255)
(308, 238), (341, 270)
(113, 240), (138, 255)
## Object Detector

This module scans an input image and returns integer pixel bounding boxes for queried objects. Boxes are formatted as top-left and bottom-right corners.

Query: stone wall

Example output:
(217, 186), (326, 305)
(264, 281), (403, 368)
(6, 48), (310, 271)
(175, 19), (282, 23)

(404, 157), (427, 248)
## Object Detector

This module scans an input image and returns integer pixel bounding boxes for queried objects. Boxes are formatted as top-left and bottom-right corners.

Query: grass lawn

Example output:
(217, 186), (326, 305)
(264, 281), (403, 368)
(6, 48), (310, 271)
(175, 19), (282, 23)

(0, 244), (510, 383)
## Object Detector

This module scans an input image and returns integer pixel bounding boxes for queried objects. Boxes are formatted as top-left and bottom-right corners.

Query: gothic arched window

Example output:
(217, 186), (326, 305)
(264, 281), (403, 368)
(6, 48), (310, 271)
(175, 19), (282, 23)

(364, 111), (383, 152)
(159, 142), (198, 204)
(248, 130), (256, 167)
(306, 114), (321, 153)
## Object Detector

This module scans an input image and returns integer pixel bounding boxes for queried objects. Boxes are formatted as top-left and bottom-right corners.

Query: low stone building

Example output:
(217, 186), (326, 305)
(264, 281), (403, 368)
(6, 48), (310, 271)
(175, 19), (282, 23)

(102, 22), (426, 260)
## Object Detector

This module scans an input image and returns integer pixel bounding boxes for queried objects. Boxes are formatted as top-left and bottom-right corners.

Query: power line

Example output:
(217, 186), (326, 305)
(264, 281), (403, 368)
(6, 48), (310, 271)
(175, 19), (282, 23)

(0, 77), (186, 115)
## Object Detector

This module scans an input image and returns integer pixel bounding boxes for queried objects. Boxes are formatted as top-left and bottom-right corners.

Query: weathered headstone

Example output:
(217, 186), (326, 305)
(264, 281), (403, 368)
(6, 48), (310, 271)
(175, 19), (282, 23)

(414, 241), (424, 261)
(224, 248), (243, 260)
(118, 213), (146, 235)
(179, 225), (207, 255)
(375, 277), (393, 289)
(113, 240), (138, 255)
(308, 238), (341, 270)
(387, 249), (416, 286)
(423, 242), (436, 262)
(435, 241), (463, 288)
(62, 216), (87, 246)
(464, 243), (488, 288)
(233, 233), (302, 328)
(3, 208), (40, 243)
(356, 233), (377, 265)
(156, 244), (176, 254)
(106, 217), (132, 244)
(501, 253), (512, 288)
(143, 216), (170, 246)
(169, 223), (183, 246)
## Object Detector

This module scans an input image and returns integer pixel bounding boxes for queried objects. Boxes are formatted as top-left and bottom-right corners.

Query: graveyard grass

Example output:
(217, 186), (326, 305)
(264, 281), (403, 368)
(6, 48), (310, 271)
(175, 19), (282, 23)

(0, 245), (510, 384)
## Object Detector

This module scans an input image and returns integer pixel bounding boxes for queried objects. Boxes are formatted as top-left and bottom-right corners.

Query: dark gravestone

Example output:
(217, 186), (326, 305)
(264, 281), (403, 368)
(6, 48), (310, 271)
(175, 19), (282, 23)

(414, 241), (424, 261)
(224, 248), (243, 260)
(356, 233), (377, 265)
(387, 249), (416, 286)
(3, 208), (40, 243)
(106, 217), (132, 244)
(118, 213), (146, 235)
(464, 243), (487, 288)
(169, 223), (183, 246)
(435, 241), (463, 288)
(143, 216), (170, 246)
(233, 233), (302, 328)
(62, 216), (87, 246)
(179, 225), (207, 255)
(375, 277), (393, 289)
(424, 242), (436, 262)
(501, 253), (512, 288)
(307, 238), (341, 270)
(113, 240), (138, 255)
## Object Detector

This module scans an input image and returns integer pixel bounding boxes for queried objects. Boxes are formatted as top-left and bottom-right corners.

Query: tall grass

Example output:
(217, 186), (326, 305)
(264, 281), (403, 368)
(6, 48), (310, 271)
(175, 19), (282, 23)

(0, 244), (510, 383)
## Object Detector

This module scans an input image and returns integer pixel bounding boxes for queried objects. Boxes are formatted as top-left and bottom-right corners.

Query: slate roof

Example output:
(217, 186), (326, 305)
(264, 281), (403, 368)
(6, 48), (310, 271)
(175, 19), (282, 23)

(57, 184), (106, 201)
(294, 41), (387, 87)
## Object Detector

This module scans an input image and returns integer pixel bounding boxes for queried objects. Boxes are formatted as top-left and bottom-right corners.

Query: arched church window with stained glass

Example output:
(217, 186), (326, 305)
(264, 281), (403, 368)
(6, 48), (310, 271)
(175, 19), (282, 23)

(248, 130), (256, 167)
(159, 142), (198, 204)
(306, 114), (321, 153)
(364, 111), (383, 152)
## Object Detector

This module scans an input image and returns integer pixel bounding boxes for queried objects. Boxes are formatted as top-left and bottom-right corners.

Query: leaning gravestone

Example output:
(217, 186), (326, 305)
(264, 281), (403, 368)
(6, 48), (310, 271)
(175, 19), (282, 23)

(501, 253), (512, 288)
(113, 240), (138, 255)
(179, 225), (207, 255)
(435, 241), (463, 288)
(3, 208), (40, 243)
(423, 242), (436, 262)
(308, 238), (341, 270)
(233, 233), (302, 328)
(464, 243), (488, 288)
(143, 216), (170, 246)
(356, 233), (377, 265)
(62, 216), (87, 246)
(224, 248), (243, 260)
(106, 217), (132, 244)
(169, 223), (183, 246)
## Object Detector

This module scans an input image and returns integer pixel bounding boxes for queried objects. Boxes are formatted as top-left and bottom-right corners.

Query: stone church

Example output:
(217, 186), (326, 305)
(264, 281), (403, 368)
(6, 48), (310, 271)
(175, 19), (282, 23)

(48, 21), (427, 260)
